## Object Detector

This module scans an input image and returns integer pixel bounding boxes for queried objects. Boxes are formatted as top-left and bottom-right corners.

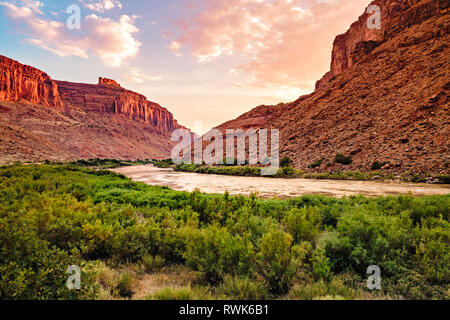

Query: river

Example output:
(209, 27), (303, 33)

(113, 165), (450, 198)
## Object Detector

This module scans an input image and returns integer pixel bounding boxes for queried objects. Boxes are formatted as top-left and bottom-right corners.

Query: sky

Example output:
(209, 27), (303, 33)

(0, 0), (371, 133)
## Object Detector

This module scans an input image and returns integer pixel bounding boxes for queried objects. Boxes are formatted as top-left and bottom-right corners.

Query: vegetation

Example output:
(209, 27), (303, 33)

(309, 158), (326, 169)
(68, 158), (152, 169)
(280, 157), (293, 168)
(334, 154), (353, 166)
(154, 159), (447, 184)
(0, 163), (448, 300)
(371, 161), (390, 171)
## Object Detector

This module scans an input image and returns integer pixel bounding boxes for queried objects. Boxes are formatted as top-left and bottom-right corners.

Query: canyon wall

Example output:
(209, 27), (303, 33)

(56, 79), (182, 133)
(0, 55), (64, 110)
(315, 0), (449, 90)
(208, 0), (449, 175)
(0, 56), (192, 162)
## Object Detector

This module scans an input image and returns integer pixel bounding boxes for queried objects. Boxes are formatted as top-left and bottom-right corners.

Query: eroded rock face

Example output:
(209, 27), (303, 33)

(0, 55), (64, 110)
(56, 80), (182, 133)
(0, 57), (192, 162)
(98, 77), (121, 88)
(206, 0), (450, 175)
(315, 0), (448, 90)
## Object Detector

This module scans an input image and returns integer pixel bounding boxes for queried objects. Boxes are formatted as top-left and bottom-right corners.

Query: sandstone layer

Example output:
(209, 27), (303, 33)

(0, 56), (190, 163)
(57, 79), (183, 133)
(0, 55), (64, 110)
(206, 0), (449, 175)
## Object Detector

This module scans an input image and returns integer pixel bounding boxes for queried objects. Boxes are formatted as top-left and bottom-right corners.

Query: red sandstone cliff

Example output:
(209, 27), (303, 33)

(316, 0), (449, 90)
(56, 79), (183, 133)
(0, 56), (191, 163)
(205, 0), (449, 175)
(0, 55), (64, 110)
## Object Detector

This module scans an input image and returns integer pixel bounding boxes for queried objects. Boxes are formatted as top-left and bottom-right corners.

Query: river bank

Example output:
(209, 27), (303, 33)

(114, 165), (450, 198)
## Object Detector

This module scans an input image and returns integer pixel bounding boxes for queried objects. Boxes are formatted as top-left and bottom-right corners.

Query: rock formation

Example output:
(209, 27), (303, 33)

(0, 56), (191, 163)
(316, 0), (449, 90)
(56, 79), (182, 133)
(206, 0), (449, 175)
(0, 55), (64, 110)
(98, 77), (121, 88)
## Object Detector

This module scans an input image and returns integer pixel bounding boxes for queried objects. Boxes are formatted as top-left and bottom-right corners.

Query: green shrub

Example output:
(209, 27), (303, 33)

(282, 208), (322, 244)
(436, 175), (450, 184)
(334, 154), (353, 165)
(324, 208), (412, 276)
(183, 226), (254, 283)
(142, 255), (166, 273)
(0, 211), (97, 300)
(116, 273), (134, 298)
(384, 270), (449, 300)
(255, 229), (299, 294)
(311, 248), (331, 281)
(282, 167), (295, 176)
(415, 221), (449, 283)
(371, 161), (390, 170)
(219, 276), (268, 300)
(0, 164), (448, 300)
(309, 158), (326, 169)
(280, 157), (293, 168)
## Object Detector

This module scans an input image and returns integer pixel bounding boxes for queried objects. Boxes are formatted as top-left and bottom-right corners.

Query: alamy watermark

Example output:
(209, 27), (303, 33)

(367, 265), (381, 290)
(66, 4), (81, 30)
(367, 5), (381, 30)
(66, 265), (81, 290)
(171, 127), (280, 176)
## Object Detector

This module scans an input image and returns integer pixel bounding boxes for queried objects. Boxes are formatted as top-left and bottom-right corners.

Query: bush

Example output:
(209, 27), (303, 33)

(282, 167), (295, 176)
(415, 221), (450, 283)
(219, 276), (268, 300)
(255, 230), (299, 294)
(142, 255), (166, 273)
(309, 158), (326, 169)
(436, 175), (450, 184)
(280, 157), (293, 168)
(183, 226), (254, 283)
(0, 164), (448, 300)
(334, 154), (353, 165)
(0, 213), (97, 300)
(116, 273), (134, 298)
(282, 208), (322, 244)
(311, 248), (331, 281)
(324, 208), (412, 276)
(371, 161), (389, 170)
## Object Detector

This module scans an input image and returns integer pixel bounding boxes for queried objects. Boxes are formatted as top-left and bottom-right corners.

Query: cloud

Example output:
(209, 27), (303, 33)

(170, 0), (372, 90)
(0, 0), (140, 67)
(84, 14), (141, 67)
(122, 68), (162, 84)
(22, 0), (43, 14)
(0, 1), (33, 18)
(79, 0), (122, 13)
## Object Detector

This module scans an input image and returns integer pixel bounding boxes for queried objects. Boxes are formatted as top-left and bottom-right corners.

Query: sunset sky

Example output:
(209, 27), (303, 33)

(0, 0), (371, 133)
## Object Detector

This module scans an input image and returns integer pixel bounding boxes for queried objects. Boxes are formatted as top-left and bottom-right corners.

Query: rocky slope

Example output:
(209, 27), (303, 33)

(207, 0), (449, 175)
(0, 55), (189, 163)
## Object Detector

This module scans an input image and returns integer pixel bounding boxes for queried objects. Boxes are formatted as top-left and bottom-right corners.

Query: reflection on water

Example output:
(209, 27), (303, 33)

(113, 165), (450, 198)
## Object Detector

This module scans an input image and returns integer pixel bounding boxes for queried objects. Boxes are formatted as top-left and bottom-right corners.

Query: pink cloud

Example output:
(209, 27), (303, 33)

(79, 0), (123, 13)
(1, 0), (140, 67)
(170, 0), (372, 90)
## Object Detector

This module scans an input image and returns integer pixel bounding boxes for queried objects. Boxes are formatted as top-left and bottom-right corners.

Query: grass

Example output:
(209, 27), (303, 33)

(0, 163), (448, 300)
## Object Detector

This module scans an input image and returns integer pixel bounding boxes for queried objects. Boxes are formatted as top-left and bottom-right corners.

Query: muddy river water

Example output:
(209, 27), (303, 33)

(113, 165), (450, 198)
